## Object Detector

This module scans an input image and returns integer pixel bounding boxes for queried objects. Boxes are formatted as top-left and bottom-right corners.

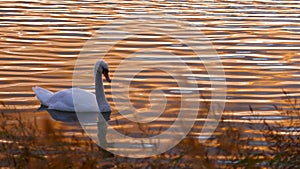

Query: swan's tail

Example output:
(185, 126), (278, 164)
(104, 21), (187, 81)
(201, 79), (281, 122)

(32, 86), (54, 106)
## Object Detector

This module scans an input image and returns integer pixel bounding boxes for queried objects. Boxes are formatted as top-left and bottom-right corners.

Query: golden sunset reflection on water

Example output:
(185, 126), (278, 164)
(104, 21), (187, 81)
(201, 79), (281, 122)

(0, 0), (300, 161)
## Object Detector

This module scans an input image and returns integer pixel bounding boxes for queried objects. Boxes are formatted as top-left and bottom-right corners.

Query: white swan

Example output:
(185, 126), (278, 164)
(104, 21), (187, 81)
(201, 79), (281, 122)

(32, 60), (112, 114)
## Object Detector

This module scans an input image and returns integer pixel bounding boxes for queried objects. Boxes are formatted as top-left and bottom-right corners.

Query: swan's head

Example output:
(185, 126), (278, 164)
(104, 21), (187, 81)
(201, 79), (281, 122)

(95, 60), (111, 83)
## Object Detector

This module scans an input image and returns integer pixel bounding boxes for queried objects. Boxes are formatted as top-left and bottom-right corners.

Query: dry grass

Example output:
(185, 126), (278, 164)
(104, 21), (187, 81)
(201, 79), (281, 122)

(0, 92), (300, 168)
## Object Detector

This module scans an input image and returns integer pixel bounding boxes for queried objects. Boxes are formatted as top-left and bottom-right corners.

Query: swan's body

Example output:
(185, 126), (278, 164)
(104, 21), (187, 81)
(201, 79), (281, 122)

(32, 87), (104, 112)
(32, 60), (111, 114)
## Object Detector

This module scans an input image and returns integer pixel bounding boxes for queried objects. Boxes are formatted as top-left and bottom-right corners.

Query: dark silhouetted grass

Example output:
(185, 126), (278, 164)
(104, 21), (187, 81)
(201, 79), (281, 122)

(0, 92), (299, 168)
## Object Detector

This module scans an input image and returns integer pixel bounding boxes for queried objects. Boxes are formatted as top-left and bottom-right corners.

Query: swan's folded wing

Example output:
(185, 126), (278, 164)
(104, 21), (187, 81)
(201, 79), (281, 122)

(32, 86), (54, 106)
(47, 89), (75, 112)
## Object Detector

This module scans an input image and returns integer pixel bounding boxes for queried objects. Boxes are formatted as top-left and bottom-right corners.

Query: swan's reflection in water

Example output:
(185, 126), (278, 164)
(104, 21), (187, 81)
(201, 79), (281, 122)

(97, 111), (111, 148)
(45, 109), (79, 123)
(42, 107), (111, 150)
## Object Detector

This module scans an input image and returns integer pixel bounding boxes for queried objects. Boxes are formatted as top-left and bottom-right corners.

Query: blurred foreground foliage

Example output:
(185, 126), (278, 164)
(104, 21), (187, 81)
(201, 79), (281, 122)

(0, 93), (300, 169)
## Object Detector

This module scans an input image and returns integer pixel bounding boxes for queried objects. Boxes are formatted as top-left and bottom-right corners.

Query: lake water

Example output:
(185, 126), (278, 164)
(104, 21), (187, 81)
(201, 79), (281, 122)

(0, 0), (300, 159)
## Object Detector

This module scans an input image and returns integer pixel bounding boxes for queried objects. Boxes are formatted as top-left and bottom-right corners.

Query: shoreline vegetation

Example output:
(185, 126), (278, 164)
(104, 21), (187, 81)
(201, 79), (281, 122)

(0, 93), (299, 169)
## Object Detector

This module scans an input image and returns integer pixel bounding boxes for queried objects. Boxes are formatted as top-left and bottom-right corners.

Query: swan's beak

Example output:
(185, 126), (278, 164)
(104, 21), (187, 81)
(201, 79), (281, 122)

(103, 71), (111, 83)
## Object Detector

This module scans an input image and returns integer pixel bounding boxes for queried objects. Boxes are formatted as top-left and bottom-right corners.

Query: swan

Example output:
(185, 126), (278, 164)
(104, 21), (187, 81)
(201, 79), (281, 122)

(32, 60), (112, 116)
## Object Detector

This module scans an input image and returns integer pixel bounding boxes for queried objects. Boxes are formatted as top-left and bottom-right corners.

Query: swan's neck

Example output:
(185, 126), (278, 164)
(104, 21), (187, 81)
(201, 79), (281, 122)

(95, 68), (111, 112)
